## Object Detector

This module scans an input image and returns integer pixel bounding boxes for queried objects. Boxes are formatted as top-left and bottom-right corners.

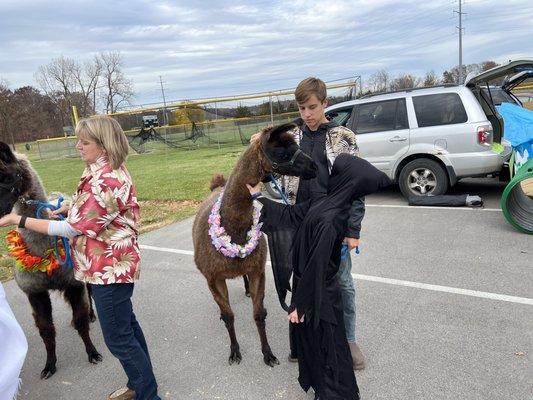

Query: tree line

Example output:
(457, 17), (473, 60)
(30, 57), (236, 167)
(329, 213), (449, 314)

(0, 52), (132, 148)
(0, 58), (500, 148)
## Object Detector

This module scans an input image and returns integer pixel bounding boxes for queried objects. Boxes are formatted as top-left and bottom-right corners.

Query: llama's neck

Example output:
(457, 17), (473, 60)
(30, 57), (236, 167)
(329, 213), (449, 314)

(219, 144), (264, 244)
(13, 167), (53, 257)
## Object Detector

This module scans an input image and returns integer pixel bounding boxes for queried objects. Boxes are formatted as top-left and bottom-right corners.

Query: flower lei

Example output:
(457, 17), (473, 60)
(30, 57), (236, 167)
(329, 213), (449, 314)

(208, 191), (263, 258)
(6, 230), (64, 276)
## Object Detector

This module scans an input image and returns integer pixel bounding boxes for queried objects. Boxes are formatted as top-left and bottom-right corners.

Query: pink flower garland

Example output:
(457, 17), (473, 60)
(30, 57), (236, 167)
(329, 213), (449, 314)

(208, 191), (263, 258)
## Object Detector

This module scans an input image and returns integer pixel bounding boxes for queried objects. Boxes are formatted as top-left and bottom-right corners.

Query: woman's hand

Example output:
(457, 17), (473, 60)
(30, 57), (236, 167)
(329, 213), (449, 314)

(50, 202), (70, 219)
(0, 213), (20, 227)
(246, 183), (261, 196)
(288, 309), (304, 324)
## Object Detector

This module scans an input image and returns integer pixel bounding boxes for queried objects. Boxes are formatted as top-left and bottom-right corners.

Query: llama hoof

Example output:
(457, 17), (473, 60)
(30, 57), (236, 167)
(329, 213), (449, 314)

(89, 313), (97, 323)
(88, 350), (103, 364)
(228, 350), (242, 365)
(40, 364), (57, 380)
(245, 291), (251, 298)
(263, 353), (280, 367)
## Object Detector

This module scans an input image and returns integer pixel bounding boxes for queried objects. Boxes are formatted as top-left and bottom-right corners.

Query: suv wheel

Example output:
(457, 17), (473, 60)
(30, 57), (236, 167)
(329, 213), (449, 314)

(399, 158), (449, 198)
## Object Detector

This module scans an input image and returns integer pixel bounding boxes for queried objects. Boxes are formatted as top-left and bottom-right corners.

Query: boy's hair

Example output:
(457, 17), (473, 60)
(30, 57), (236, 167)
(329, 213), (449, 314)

(295, 77), (327, 104)
(75, 115), (129, 170)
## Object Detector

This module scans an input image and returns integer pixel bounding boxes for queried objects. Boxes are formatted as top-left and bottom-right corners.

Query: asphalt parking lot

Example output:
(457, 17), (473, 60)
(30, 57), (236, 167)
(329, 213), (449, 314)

(4, 178), (532, 400)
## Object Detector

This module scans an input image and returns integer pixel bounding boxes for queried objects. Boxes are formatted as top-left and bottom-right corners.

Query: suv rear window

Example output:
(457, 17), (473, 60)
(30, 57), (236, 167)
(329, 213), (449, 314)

(413, 93), (467, 127)
(354, 99), (408, 134)
(481, 87), (518, 106)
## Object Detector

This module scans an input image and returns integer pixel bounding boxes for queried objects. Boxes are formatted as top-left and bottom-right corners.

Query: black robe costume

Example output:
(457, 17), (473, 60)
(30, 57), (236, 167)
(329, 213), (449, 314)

(259, 154), (390, 400)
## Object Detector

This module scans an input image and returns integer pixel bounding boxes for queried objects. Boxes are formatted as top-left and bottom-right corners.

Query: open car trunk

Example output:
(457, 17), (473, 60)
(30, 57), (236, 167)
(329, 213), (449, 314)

(465, 60), (533, 143)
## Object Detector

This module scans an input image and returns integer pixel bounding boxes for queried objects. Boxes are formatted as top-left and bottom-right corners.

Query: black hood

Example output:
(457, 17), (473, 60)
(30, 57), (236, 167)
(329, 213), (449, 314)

(327, 153), (391, 206)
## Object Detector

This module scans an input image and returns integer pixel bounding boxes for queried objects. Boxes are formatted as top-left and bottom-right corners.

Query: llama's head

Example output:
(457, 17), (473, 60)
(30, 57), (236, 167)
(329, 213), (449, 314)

(260, 123), (317, 179)
(0, 142), (32, 217)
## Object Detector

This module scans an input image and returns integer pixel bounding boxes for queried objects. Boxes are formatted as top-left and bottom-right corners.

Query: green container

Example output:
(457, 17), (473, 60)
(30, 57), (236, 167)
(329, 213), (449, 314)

(501, 158), (533, 234)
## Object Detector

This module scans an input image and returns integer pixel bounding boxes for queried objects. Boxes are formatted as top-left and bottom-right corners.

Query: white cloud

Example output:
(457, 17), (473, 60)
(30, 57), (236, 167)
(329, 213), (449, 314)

(0, 0), (532, 106)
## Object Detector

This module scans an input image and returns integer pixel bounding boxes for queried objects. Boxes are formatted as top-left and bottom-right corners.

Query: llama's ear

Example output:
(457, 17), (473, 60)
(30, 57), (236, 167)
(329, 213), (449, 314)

(0, 142), (16, 165)
(266, 123), (296, 145)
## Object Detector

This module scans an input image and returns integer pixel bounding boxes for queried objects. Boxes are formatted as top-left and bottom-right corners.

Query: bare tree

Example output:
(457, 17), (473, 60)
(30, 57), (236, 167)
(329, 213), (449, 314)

(72, 56), (102, 116)
(35, 56), (97, 125)
(442, 61), (498, 84)
(390, 74), (420, 91)
(99, 52), (134, 114)
(367, 70), (390, 93)
(423, 71), (440, 87)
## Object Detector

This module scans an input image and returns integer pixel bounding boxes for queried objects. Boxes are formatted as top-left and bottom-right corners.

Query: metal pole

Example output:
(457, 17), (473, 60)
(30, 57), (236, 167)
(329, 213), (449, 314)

(159, 75), (168, 125)
(215, 102), (220, 149)
(456, 0), (464, 84)
(269, 95), (274, 124)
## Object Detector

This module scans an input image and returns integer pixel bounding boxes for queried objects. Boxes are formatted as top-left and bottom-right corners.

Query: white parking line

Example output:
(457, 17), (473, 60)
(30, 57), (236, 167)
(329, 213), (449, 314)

(139, 244), (532, 306)
(366, 204), (501, 212)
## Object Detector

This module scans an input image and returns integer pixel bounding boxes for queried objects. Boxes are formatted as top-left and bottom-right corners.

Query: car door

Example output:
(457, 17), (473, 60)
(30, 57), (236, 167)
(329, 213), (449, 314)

(348, 98), (410, 174)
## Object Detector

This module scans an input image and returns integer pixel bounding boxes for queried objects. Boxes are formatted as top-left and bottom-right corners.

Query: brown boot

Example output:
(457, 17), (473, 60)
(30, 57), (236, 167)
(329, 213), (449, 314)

(108, 387), (136, 400)
(349, 342), (365, 370)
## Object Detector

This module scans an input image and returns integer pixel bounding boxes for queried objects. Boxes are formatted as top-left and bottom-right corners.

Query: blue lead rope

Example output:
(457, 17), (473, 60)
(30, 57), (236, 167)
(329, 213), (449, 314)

(268, 174), (289, 205)
(31, 197), (74, 269)
(341, 243), (360, 260)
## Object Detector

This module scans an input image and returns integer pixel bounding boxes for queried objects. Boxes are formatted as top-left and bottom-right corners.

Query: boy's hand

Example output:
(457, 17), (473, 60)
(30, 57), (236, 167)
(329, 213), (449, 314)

(246, 183), (261, 196)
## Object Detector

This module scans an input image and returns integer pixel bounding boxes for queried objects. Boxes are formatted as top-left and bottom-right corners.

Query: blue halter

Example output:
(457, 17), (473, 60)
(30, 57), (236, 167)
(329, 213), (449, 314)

(27, 197), (74, 269)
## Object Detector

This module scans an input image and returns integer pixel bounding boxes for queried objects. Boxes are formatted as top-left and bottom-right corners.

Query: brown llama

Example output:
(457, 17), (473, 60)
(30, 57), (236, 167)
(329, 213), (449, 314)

(192, 123), (317, 366)
(0, 142), (102, 379)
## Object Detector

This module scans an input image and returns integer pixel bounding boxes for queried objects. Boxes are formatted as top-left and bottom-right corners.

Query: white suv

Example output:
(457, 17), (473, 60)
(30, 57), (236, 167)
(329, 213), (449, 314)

(325, 59), (533, 198)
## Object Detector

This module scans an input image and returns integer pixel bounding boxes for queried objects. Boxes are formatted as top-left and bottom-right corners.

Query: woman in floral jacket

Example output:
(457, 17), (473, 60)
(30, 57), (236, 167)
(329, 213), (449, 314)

(0, 115), (160, 400)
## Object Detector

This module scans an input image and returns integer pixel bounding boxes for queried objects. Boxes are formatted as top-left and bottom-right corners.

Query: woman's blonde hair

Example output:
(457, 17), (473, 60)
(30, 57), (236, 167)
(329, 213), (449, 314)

(75, 115), (129, 169)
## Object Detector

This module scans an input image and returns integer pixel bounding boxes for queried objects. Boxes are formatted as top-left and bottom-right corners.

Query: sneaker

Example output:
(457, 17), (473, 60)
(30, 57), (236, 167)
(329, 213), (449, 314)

(108, 387), (136, 400)
(349, 342), (365, 370)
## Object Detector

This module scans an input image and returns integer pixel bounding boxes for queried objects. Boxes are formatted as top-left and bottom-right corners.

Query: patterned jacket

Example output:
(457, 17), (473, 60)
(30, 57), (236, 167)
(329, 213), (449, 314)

(67, 156), (141, 284)
(279, 120), (365, 238)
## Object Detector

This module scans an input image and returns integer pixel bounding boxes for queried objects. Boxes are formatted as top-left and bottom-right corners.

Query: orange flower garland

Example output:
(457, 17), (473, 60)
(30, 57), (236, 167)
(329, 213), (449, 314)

(6, 230), (64, 276)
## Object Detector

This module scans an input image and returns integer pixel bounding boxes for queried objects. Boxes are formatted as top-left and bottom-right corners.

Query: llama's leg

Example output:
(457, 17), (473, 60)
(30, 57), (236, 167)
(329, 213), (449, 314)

(247, 271), (279, 367)
(64, 285), (103, 364)
(206, 278), (242, 365)
(243, 275), (251, 297)
(85, 283), (97, 322)
(27, 291), (57, 379)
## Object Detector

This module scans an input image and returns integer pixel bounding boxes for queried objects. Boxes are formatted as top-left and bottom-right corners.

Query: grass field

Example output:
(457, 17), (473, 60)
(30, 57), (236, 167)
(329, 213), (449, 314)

(0, 144), (246, 281)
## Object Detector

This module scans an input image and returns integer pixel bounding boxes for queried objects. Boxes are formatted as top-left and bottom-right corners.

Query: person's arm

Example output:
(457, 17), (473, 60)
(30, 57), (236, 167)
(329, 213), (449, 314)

(0, 214), (50, 234)
(344, 196), (365, 249)
(0, 214), (81, 237)
(246, 183), (310, 231)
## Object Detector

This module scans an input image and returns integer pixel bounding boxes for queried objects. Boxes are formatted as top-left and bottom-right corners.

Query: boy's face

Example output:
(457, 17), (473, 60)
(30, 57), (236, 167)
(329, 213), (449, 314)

(297, 94), (328, 131)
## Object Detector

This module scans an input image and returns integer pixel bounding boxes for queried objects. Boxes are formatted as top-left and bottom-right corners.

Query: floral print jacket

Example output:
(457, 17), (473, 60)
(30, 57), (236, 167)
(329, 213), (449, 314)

(67, 156), (141, 285)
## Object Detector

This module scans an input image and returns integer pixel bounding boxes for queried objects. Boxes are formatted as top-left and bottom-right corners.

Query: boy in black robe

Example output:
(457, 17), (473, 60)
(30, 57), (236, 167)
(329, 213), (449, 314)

(248, 154), (390, 400)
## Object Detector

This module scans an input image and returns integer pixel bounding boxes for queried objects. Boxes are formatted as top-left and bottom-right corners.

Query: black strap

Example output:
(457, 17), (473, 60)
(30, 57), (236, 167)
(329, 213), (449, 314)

(18, 215), (27, 228)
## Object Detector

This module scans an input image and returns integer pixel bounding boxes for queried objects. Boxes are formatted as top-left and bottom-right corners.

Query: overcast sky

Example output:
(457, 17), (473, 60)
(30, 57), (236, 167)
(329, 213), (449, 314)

(1, 0), (532, 107)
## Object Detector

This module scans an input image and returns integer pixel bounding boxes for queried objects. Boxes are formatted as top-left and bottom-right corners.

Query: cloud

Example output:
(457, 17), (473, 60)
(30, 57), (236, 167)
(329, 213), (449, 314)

(0, 0), (532, 106)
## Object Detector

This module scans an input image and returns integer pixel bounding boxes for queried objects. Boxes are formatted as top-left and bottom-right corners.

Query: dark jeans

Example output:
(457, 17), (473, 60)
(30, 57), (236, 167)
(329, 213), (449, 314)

(90, 283), (161, 400)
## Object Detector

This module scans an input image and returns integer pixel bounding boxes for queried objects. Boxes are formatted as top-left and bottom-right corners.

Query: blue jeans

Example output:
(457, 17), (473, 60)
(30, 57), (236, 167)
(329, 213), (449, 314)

(336, 255), (357, 343)
(90, 283), (161, 400)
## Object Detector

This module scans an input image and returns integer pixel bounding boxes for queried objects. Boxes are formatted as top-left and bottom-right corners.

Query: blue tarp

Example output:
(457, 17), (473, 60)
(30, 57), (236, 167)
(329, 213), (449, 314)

(496, 102), (533, 147)
(497, 102), (533, 171)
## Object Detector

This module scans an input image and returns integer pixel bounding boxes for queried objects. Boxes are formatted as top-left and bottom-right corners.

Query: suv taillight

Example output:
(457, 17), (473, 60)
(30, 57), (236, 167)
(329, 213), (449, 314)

(477, 126), (492, 146)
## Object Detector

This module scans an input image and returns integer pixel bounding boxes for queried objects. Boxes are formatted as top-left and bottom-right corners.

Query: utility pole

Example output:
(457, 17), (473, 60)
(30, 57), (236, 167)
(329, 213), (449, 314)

(454, 0), (465, 84)
(159, 75), (168, 125)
